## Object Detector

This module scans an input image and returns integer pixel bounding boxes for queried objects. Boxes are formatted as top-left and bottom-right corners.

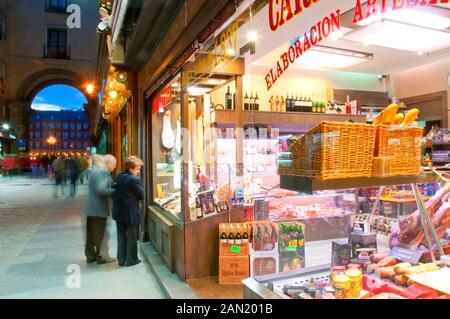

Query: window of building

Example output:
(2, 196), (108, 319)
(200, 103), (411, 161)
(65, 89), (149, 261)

(83, 141), (88, 148)
(0, 11), (6, 40)
(35, 132), (41, 138)
(83, 123), (89, 130)
(46, 28), (68, 59)
(35, 142), (40, 148)
(63, 141), (68, 149)
(76, 123), (81, 130)
(45, 0), (68, 13)
(70, 132), (75, 139)
(70, 123), (75, 130)
(76, 132), (81, 139)
(63, 132), (68, 139)
(56, 122), (61, 129)
(63, 122), (68, 130)
(83, 132), (88, 139)
(49, 123), (55, 130)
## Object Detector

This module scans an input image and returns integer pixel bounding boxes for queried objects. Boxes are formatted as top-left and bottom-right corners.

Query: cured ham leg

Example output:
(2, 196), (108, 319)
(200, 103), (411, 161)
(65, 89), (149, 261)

(390, 186), (450, 249)
(161, 109), (175, 150)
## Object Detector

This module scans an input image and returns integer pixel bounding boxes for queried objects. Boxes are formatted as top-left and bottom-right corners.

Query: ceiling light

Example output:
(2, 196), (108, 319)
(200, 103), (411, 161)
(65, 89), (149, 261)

(2, 123), (9, 130)
(187, 86), (210, 95)
(226, 48), (236, 55)
(356, 8), (450, 30)
(108, 90), (118, 98)
(346, 20), (450, 53)
(418, 51), (424, 56)
(329, 31), (344, 41)
(247, 31), (258, 42)
(295, 46), (372, 69)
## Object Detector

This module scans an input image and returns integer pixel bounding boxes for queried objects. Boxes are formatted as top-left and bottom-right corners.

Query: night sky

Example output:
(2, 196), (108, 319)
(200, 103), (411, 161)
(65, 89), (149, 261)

(31, 85), (88, 112)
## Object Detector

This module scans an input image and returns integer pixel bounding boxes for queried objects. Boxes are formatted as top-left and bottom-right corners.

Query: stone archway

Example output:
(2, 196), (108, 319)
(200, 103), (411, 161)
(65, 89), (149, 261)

(9, 68), (97, 152)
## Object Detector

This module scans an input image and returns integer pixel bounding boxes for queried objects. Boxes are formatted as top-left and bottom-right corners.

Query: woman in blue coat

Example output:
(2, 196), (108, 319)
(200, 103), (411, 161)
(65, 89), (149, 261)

(112, 156), (145, 267)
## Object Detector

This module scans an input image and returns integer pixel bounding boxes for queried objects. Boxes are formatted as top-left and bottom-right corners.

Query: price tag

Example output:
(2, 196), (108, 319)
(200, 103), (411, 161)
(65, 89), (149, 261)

(230, 245), (241, 253)
(389, 246), (423, 264)
(287, 246), (297, 252)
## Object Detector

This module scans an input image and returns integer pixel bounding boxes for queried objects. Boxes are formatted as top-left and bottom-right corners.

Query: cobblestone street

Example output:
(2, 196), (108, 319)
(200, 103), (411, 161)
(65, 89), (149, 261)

(0, 176), (164, 299)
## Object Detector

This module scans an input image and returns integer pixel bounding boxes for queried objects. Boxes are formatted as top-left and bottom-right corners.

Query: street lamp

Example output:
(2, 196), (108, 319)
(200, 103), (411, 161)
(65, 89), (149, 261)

(85, 83), (95, 95)
(46, 136), (57, 145)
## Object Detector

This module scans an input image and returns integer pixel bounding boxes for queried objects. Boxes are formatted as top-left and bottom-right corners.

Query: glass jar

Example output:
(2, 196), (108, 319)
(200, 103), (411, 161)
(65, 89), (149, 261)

(345, 269), (363, 298)
(330, 266), (346, 282)
(332, 275), (351, 299)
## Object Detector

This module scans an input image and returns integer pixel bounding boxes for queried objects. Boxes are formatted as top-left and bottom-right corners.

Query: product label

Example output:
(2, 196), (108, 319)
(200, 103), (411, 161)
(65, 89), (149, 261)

(230, 245), (241, 253)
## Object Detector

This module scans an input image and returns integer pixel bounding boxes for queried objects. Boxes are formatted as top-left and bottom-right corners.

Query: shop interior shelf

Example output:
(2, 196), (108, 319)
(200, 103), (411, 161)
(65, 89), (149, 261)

(211, 109), (366, 126)
(279, 172), (437, 194)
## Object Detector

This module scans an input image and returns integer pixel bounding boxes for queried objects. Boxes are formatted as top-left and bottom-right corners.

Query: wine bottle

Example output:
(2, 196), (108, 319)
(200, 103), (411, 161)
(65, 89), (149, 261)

(242, 226), (249, 244)
(290, 94), (295, 112)
(308, 95), (313, 113)
(345, 95), (351, 114)
(195, 196), (203, 219)
(228, 226), (235, 244)
(312, 95), (317, 113)
(225, 86), (232, 110)
(235, 225), (242, 245)
(250, 92), (255, 111)
(254, 92), (260, 111)
(269, 96), (275, 112)
(233, 92), (236, 110)
(275, 96), (280, 112)
(244, 92), (250, 111)
(295, 95), (300, 112)
(301, 95), (307, 112)
(286, 93), (291, 112)
(281, 96), (286, 112)
(220, 231), (228, 244)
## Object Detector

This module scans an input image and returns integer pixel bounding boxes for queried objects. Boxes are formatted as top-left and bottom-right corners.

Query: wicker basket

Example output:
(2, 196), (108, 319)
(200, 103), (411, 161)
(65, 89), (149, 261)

(375, 126), (423, 176)
(278, 121), (376, 180)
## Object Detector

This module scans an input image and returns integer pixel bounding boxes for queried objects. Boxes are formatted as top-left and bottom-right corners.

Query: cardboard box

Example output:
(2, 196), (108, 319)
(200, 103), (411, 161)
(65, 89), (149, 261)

(279, 249), (305, 273)
(250, 251), (279, 277)
(350, 232), (377, 258)
(331, 239), (352, 266)
(219, 255), (249, 285)
(219, 242), (249, 256)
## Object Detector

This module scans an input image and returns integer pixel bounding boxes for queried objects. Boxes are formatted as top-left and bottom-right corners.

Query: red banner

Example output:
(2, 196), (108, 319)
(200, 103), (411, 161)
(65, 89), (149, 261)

(152, 86), (173, 114)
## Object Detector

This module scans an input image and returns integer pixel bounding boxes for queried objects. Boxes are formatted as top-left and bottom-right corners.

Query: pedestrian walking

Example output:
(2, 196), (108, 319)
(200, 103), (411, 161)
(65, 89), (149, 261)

(112, 156), (144, 267)
(52, 156), (66, 198)
(66, 156), (82, 197)
(84, 154), (116, 264)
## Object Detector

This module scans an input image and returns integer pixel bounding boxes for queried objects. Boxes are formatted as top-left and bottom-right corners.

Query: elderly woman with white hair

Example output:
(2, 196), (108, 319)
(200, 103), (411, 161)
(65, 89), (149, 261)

(84, 154), (117, 264)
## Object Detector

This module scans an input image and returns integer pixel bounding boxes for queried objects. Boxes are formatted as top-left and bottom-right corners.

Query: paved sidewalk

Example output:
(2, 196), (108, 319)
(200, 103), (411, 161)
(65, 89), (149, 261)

(0, 176), (165, 299)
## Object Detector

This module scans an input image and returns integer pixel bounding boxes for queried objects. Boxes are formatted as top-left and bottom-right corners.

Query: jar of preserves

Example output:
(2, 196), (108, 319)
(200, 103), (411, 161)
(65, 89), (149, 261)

(330, 266), (346, 282)
(345, 269), (362, 298)
(332, 275), (350, 299)
(347, 263), (361, 271)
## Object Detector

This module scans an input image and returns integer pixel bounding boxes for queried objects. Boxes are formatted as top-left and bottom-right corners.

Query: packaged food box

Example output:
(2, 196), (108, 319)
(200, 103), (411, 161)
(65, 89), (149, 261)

(332, 239), (352, 266)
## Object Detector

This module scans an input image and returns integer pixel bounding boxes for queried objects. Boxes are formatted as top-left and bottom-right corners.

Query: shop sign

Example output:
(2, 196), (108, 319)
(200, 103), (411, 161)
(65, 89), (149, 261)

(151, 85), (173, 114)
(265, 0), (446, 90)
(188, 21), (239, 76)
(265, 9), (341, 90)
(269, 0), (321, 32)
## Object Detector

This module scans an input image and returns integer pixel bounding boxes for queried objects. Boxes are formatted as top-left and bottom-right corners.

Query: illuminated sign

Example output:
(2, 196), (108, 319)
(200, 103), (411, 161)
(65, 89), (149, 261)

(152, 86), (173, 114)
(269, 0), (321, 32)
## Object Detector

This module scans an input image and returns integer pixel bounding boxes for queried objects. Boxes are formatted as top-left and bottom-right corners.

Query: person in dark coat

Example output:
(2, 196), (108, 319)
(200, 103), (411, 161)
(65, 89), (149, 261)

(112, 156), (144, 267)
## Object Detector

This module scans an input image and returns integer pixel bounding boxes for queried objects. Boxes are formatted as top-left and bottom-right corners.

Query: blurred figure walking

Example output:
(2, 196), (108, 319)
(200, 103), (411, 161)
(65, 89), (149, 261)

(52, 156), (66, 198)
(112, 156), (144, 267)
(84, 154), (116, 264)
(67, 156), (82, 197)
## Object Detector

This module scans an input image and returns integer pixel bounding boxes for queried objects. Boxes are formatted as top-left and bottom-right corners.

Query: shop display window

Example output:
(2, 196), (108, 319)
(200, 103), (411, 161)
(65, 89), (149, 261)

(151, 75), (183, 221)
